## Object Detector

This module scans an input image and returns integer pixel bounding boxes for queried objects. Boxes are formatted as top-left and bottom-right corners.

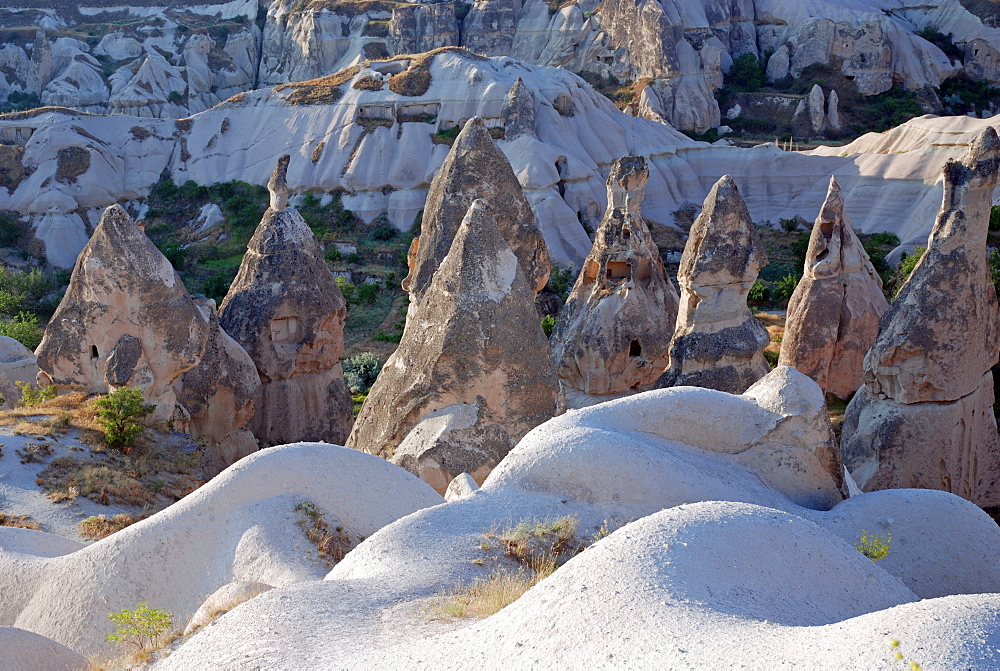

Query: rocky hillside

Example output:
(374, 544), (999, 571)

(2, 0), (1000, 132)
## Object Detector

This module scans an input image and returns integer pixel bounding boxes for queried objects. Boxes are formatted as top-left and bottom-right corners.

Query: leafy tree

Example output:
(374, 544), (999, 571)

(106, 602), (173, 653)
(92, 387), (155, 451)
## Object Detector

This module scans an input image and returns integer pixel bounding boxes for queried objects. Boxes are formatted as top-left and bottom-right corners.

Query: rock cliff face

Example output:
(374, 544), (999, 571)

(34, 204), (260, 473)
(551, 155), (679, 395)
(401, 116), (550, 308)
(347, 199), (562, 493)
(658, 175), (769, 394)
(219, 157), (354, 447)
(840, 127), (1000, 507)
(778, 177), (888, 399)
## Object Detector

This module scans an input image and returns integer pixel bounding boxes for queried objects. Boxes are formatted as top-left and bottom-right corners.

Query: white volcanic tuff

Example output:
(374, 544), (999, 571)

(158, 368), (1000, 668)
(3, 56), (1000, 269)
(0, 444), (442, 656)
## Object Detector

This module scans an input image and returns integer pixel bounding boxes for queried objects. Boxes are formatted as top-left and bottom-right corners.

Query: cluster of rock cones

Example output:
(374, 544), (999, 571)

(28, 111), (1000, 508)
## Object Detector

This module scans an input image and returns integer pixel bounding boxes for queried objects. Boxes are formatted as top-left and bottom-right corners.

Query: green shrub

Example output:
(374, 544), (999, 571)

(92, 387), (155, 451)
(748, 279), (770, 303)
(15, 380), (56, 407)
(0, 212), (27, 247)
(989, 248), (1000, 300)
(855, 529), (891, 561)
(0, 311), (43, 350)
(343, 352), (383, 394)
(545, 264), (575, 299)
(541, 314), (556, 338)
(370, 224), (397, 241)
(780, 218), (799, 233)
(106, 602), (173, 653)
(725, 53), (766, 91)
(868, 232), (901, 247)
(166, 90), (184, 106)
(356, 283), (378, 304)
(773, 273), (801, 302)
(892, 246), (926, 298)
(335, 277), (356, 304)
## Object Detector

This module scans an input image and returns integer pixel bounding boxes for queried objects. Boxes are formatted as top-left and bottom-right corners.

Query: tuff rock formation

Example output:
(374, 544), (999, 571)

(502, 77), (535, 140)
(0, 336), (40, 406)
(840, 127), (1000, 506)
(219, 157), (354, 447)
(401, 116), (551, 308)
(551, 155), (679, 395)
(658, 175), (769, 394)
(778, 177), (888, 399)
(348, 199), (563, 494)
(34, 204), (260, 473)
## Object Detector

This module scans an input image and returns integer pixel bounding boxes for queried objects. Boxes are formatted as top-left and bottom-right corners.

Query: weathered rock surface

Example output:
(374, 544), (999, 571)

(219, 159), (354, 447)
(551, 155), (679, 395)
(658, 175), (769, 393)
(348, 199), (562, 493)
(401, 116), (550, 307)
(779, 177), (888, 399)
(840, 127), (1000, 506)
(34, 204), (260, 473)
(0, 336), (39, 406)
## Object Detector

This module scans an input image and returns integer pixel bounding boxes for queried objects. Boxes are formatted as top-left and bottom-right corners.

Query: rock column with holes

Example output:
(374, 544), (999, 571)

(550, 155), (679, 395)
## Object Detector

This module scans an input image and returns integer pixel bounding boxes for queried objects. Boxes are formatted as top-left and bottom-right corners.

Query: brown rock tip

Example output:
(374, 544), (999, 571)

(347, 199), (563, 494)
(220, 160), (354, 447)
(778, 176), (888, 399)
(267, 154), (290, 211)
(551, 155), (680, 395)
(35, 204), (260, 474)
(657, 175), (770, 394)
(840, 126), (1000, 506)
(401, 116), (550, 308)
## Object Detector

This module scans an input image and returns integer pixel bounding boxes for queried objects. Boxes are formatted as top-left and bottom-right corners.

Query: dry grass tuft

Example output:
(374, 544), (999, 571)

(55, 146), (90, 184)
(79, 512), (144, 540)
(0, 512), (42, 530)
(277, 65), (361, 105)
(384, 47), (486, 97)
(437, 568), (540, 619)
(294, 501), (359, 566)
(352, 75), (385, 91)
(41, 459), (156, 507)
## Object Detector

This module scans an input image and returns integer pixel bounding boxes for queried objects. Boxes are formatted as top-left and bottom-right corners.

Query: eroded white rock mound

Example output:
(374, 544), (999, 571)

(0, 443), (442, 655)
(158, 366), (1000, 668)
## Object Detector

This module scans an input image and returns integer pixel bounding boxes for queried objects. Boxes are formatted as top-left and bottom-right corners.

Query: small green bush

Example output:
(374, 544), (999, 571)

(855, 529), (891, 561)
(893, 246), (926, 298)
(541, 314), (556, 338)
(868, 232), (901, 247)
(370, 225), (397, 241)
(343, 352), (383, 394)
(15, 380), (56, 407)
(356, 283), (378, 304)
(545, 264), (575, 300)
(92, 387), (155, 451)
(748, 279), (770, 303)
(725, 53), (766, 91)
(0, 312), (43, 350)
(335, 277), (356, 304)
(106, 602), (173, 653)
(166, 90), (184, 106)
(780, 218), (799, 233)
(773, 273), (801, 302)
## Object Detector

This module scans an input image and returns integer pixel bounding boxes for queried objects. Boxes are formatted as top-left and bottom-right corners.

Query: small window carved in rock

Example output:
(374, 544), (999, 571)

(91, 345), (99, 359)
(629, 339), (642, 357)
(606, 261), (630, 280)
(270, 317), (302, 344)
(636, 259), (651, 279)
(584, 259), (600, 280)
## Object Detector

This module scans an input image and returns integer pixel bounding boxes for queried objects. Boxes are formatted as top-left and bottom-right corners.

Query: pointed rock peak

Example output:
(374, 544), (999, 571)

(607, 155), (648, 215)
(805, 176), (870, 278)
(961, 125), (1000, 174)
(90, 204), (177, 284)
(435, 199), (520, 302)
(402, 114), (549, 301)
(683, 175), (765, 285)
(249, 205), (316, 257)
(504, 78), (536, 140)
(268, 154), (291, 211)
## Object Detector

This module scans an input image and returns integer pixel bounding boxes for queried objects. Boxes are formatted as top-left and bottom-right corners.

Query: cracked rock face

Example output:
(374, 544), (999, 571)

(401, 116), (550, 309)
(778, 177), (888, 399)
(551, 155), (679, 395)
(35, 204), (260, 473)
(219, 163), (354, 447)
(658, 175), (769, 394)
(840, 127), (1000, 506)
(348, 199), (562, 494)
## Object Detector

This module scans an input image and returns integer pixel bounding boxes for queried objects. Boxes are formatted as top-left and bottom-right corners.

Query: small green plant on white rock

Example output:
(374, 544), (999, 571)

(106, 602), (173, 653)
(856, 529), (891, 561)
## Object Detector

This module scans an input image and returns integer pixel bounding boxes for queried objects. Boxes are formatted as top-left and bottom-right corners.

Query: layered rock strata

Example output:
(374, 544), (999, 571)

(551, 155), (679, 395)
(840, 127), (1000, 506)
(35, 204), (259, 473)
(348, 199), (562, 493)
(779, 177), (888, 399)
(220, 157), (354, 447)
(658, 175), (769, 394)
